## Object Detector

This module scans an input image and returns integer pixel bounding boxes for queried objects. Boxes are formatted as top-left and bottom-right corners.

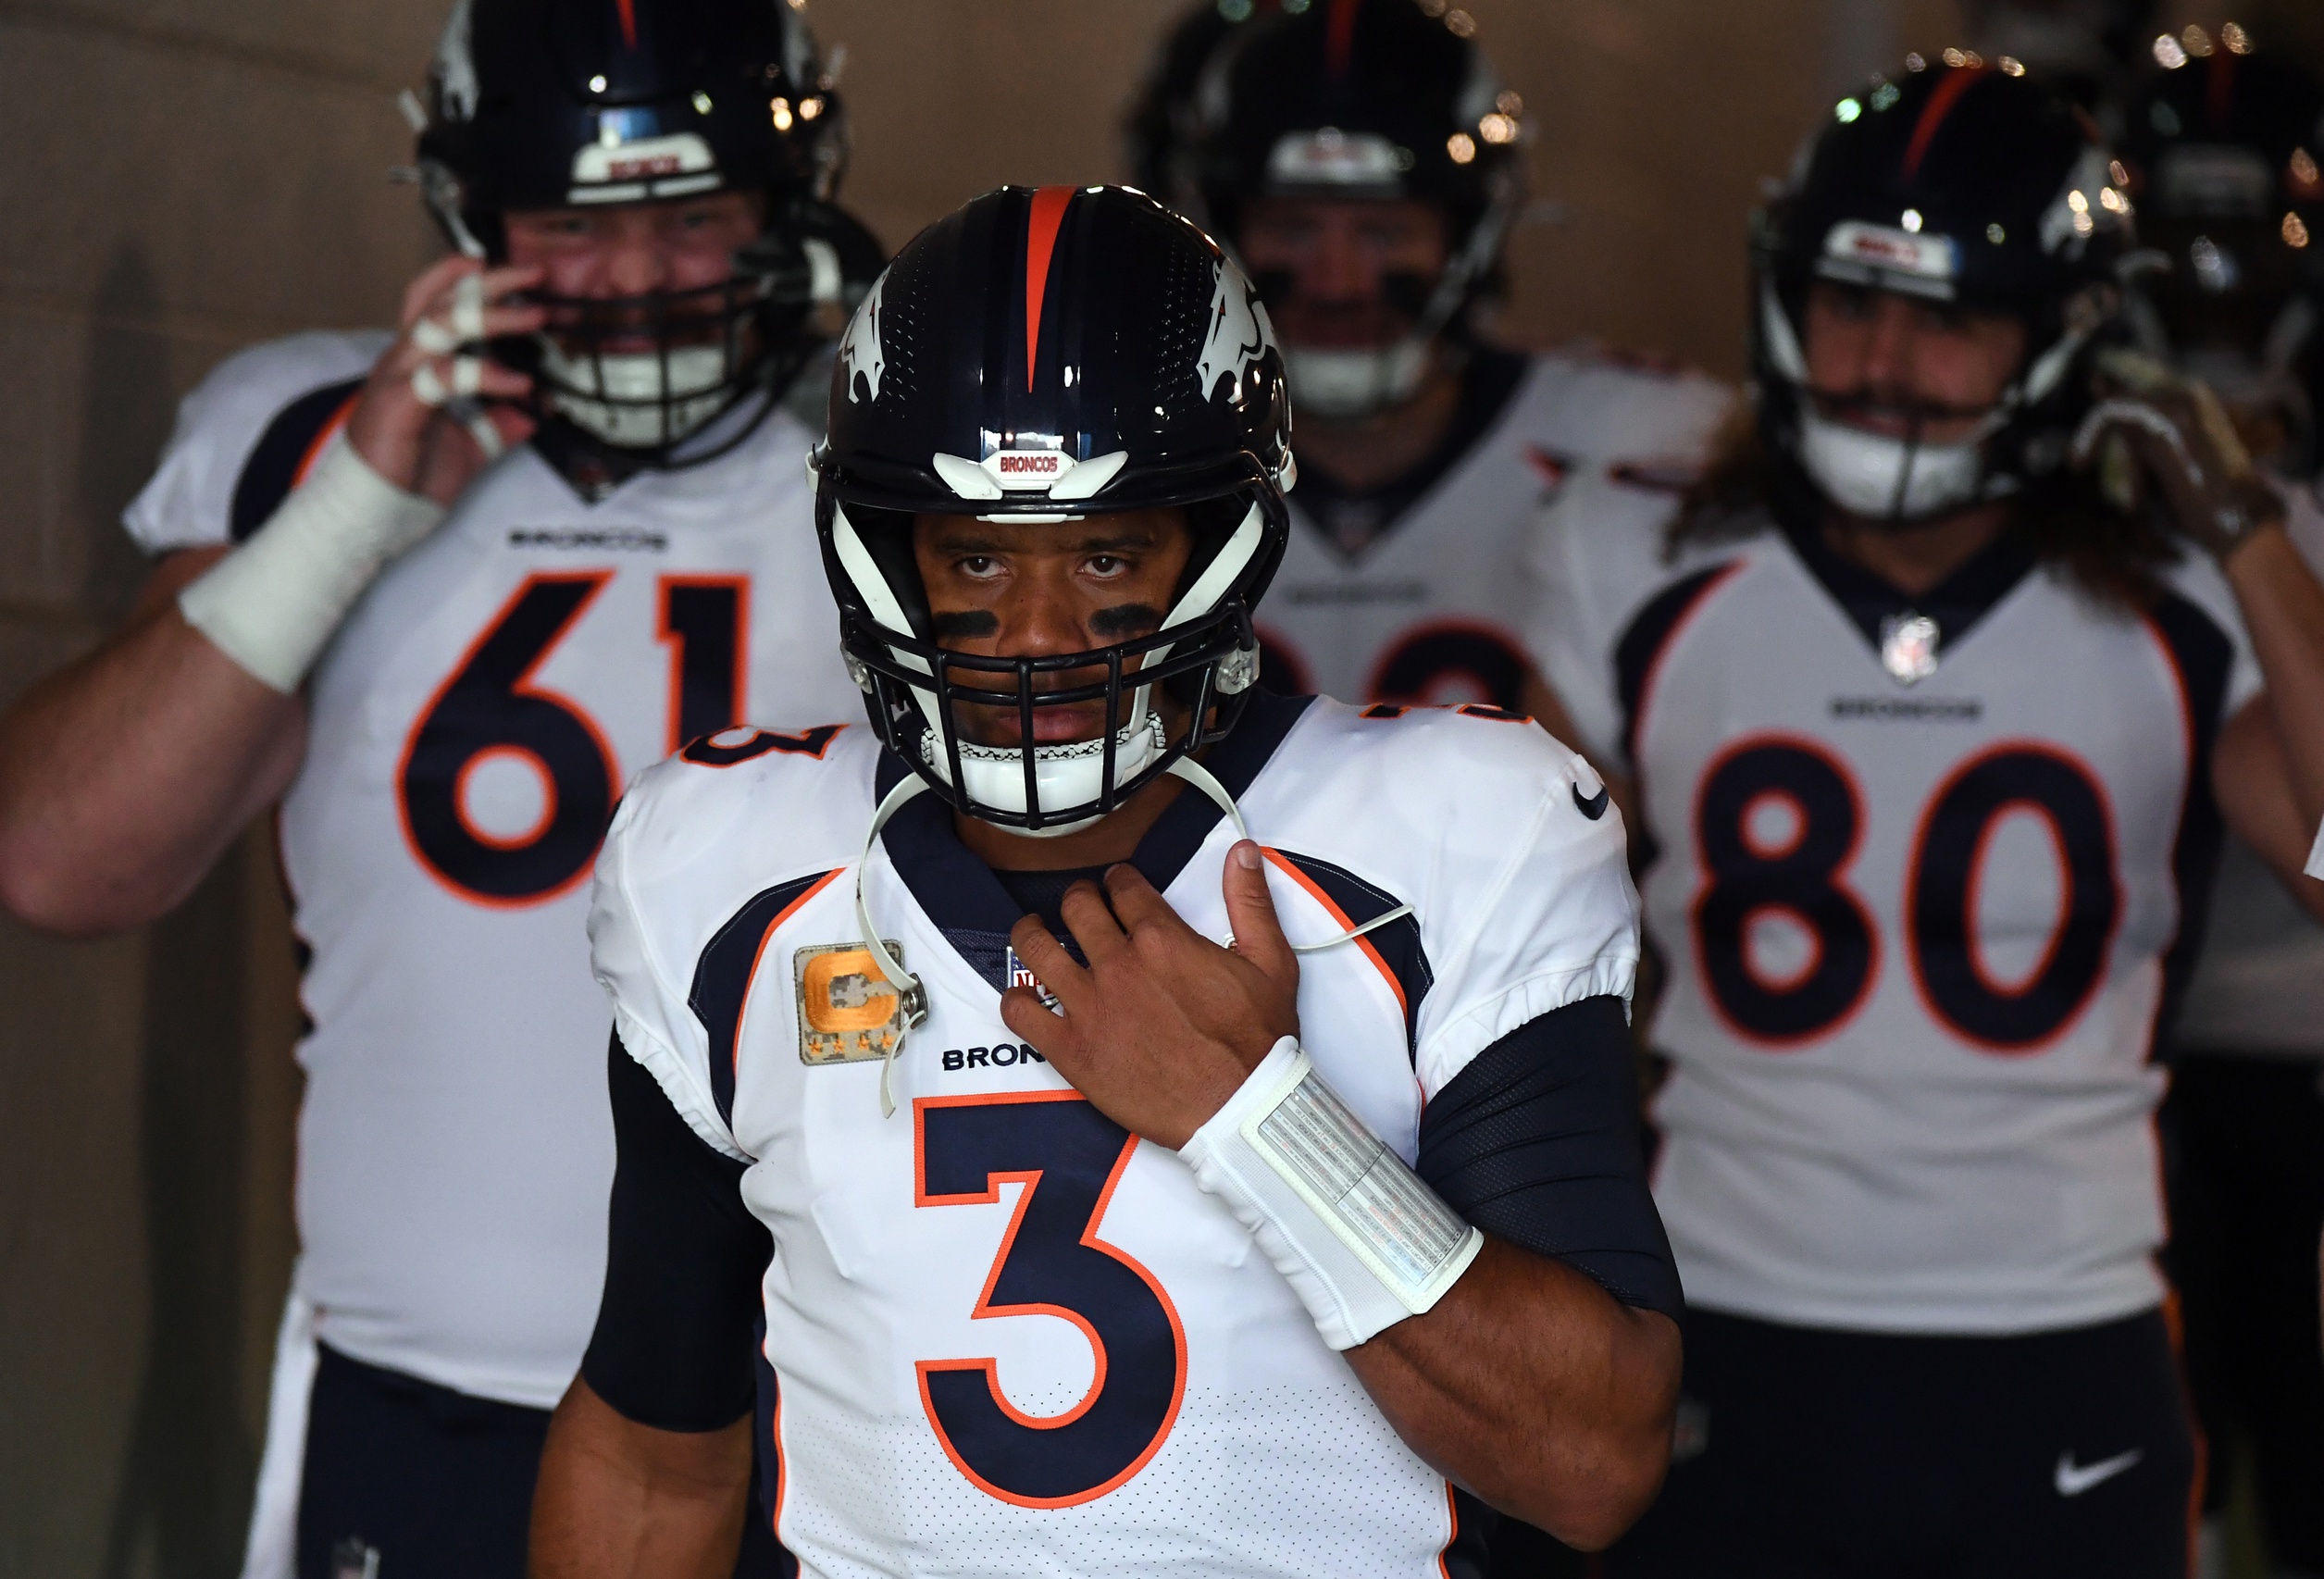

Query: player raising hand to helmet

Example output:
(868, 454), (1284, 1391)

(0, 2), (878, 1574)
(1523, 58), (2324, 1576)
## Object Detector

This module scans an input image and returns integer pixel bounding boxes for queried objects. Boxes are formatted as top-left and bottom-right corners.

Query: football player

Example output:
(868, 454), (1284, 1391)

(1520, 61), (2324, 1575)
(531, 185), (1684, 1577)
(0, 1), (874, 1574)
(1131, 0), (1731, 713)
(2120, 42), (2324, 1579)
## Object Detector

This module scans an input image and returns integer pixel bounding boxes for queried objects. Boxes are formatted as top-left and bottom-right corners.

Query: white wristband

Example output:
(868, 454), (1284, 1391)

(177, 434), (445, 692)
(1181, 1037), (1483, 1350)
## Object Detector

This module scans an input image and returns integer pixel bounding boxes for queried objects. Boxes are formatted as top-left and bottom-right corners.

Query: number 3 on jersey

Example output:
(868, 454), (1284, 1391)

(913, 1092), (1187, 1508)
(399, 571), (748, 906)
(1694, 736), (2119, 1052)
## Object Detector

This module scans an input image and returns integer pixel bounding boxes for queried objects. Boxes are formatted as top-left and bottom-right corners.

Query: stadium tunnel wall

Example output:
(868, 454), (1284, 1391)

(3, 0), (2316, 1573)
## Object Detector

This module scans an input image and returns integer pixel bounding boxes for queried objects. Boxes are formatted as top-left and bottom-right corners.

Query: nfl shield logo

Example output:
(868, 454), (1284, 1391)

(1006, 947), (1062, 1013)
(1880, 612), (1941, 686)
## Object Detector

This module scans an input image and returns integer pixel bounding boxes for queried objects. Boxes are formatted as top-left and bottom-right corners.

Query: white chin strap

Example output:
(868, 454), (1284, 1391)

(537, 339), (732, 448)
(1282, 342), (1431, 421)
(1795, 406), (2010, 520)
(851, 753), (1411, 1118)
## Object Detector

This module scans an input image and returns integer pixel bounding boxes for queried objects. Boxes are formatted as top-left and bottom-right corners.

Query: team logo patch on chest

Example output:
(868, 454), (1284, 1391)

(795, 942), (910, 1064)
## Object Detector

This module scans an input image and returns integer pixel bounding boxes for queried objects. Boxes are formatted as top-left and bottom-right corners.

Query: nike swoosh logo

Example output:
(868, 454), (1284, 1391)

(2054, 1448), (2142, 1497)
(1572, 782), (1610, 820)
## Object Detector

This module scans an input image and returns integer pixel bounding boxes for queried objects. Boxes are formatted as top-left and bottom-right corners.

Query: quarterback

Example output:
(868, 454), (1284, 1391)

(0, 0), (874, 1573)
(533, 186), (1683, 1578)
(1523, 62), (2324, 1574)
(1126, 0), (1730, 712)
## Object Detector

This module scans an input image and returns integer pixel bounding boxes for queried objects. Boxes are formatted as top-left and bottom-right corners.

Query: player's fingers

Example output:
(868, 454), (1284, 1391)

(400, 255), (481, 329)
(464, 361), (531, 400)
(410, 301), (544, 356)
(1100, 863), (1190, 942)
(1058, 878), (1130, 964)
(1000, 986), (1076, 1059)
(477, 261), (544, 298)
(1009, 914), (1094, 1006)
(1220, 840), (1298, 985)
(411, 355), (488, 408)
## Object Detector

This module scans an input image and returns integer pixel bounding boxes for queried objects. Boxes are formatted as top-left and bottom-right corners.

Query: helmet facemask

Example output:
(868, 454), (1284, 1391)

(825, 491), (1278, 836)
(499, 233), (821, 457)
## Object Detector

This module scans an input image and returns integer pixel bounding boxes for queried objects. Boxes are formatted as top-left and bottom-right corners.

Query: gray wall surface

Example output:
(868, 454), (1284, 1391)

(12, 0), (2317, 1574)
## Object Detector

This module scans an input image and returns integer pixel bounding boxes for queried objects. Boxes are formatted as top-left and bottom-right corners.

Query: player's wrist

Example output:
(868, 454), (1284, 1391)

(1180, 1037), (1483, 1350)
(177, 433), (445, 692)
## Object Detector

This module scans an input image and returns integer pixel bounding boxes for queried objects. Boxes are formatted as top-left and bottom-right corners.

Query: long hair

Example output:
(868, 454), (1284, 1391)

(1670, 408), (2184, 610)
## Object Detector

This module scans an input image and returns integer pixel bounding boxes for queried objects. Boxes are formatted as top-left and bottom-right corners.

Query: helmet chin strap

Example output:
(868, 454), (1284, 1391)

(848, 750), (1411, 1120)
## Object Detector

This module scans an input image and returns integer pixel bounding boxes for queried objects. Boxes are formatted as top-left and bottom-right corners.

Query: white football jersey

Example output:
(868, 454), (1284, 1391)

(589, 695), (1636, 1579)
(126, 331), (862, 1407)
(1257, 348), (1730, 708)
(1524, 504), (2260, 1335)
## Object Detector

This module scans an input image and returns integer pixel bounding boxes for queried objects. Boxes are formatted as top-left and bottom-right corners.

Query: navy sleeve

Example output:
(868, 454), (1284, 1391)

(579, 1031), (773, 1432)
(1415, 995), (1683, 1322)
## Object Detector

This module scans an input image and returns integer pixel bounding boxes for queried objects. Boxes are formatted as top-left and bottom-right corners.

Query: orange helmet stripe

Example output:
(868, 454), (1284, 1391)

(1903, 65), (1992, 180)
(1024, 186), (1075, 391)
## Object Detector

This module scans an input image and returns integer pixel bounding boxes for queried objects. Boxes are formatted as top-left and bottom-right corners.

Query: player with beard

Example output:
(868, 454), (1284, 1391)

(530, 184), (1683, 1578)
(0, 1), (876, 1574)
(1522, 60), (2324, 1575)
(1130, 0), (1731, 715)
(2119, 42), (2324, 1579)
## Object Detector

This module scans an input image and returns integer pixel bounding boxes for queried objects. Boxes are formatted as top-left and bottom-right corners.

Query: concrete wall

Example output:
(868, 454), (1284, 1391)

(79, 1), (2324, 1574)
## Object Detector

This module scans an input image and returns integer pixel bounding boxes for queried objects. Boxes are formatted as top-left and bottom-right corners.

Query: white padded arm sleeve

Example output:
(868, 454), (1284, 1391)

(176, 434), (444, 692)
(1181, 1037), (1484, 1350)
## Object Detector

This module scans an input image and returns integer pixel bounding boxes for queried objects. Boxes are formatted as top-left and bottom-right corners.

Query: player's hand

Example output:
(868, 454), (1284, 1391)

(2071, 347), (2285, 562)
(1000, 840), (1299, 1150)
(345, 255), (545, 507)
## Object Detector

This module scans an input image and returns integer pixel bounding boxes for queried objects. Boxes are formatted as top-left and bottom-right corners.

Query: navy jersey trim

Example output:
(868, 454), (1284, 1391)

(1444, 1486), (1496, 1579)
(1780, 516), (2037, 664)
(1418, 995), (1682, 1322)
(2146, 591), (2234, 1052)
(228, 376), (365, 542)
(687, 869), (846, 1126)
(1267, 849), (1431, 1054)
(1614, 563), (1738, 768)
(872, 690), (1318, 973)
(750, 1325), (798, 1578)
(581, 1032), (771, 1434)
